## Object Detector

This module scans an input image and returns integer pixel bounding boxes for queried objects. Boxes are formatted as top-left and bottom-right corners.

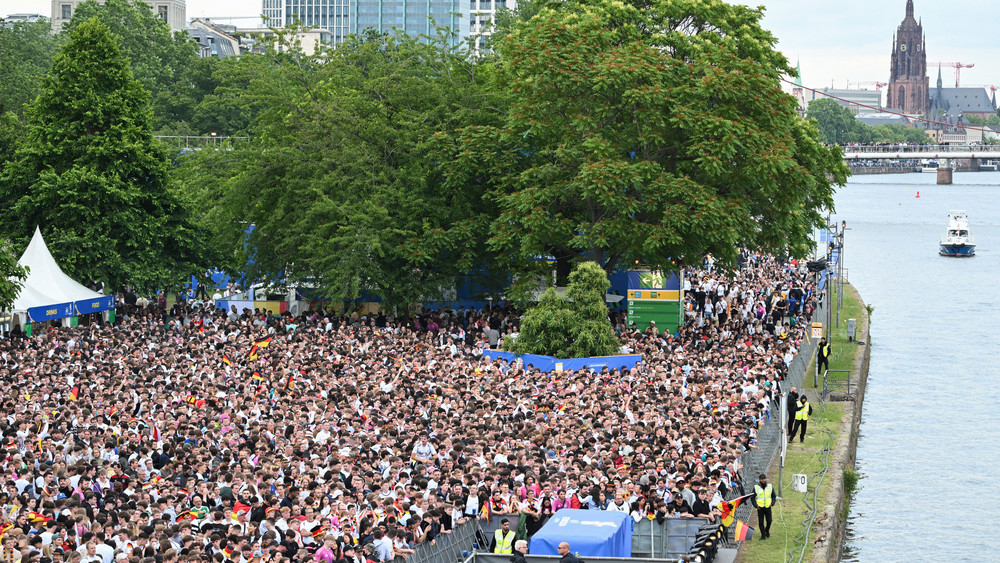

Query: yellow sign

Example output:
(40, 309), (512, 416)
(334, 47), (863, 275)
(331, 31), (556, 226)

(629, 290), (680, 300)
(46, 309), (57, 316)
(811, 322), (823, 338)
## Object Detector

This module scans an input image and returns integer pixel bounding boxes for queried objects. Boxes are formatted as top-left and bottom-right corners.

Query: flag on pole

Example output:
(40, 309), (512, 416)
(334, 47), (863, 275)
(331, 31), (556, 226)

(248, 343), (259, 361)
(222, 355), (232, 366)
(733, 520), (754, 541)
(719, 494), (753, 527)
(255, 336), (273, 348)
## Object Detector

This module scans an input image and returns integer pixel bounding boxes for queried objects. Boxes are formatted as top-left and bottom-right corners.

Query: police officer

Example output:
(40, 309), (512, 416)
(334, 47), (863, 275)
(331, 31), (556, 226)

(492, 518), (515, 554)
(791, 395), (811, 443)
(754, 474), (776, 540)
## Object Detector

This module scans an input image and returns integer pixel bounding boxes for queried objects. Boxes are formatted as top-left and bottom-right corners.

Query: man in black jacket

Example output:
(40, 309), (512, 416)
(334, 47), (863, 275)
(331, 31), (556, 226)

(510, 540), (528, 563)
(786, 387), (799, 437)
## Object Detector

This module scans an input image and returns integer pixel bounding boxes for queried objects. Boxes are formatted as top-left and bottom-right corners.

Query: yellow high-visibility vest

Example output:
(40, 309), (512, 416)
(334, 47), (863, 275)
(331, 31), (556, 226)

(796, 401), (810, 421)
(494, 529), (515, 554)
(755, 483), (773, 508)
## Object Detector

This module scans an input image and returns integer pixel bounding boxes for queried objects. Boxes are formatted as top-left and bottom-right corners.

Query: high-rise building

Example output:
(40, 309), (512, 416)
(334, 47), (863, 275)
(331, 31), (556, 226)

(51, 0), (185, 33)
(262, 0), (351, 44)
(263, 0), (473, 47)
(886, 0), (928, 114)
(469, 0), (509, 53)
(351, 0), (469, 45)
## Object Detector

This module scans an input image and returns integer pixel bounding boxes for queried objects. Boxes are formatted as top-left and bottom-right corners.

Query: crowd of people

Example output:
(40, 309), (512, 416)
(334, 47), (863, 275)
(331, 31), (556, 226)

(0, 253), (818, 563)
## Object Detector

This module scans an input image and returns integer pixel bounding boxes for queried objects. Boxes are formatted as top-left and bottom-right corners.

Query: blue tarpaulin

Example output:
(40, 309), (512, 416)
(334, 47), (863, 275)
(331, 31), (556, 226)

(482, 350), (641, 373)
(528, 509), (633, 558)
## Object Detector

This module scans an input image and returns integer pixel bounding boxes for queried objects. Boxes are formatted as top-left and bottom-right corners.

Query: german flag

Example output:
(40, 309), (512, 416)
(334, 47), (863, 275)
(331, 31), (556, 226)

(222, 355), (232, 366)
(719, 494), (753, 528)
(310, 525), (328, 538)
(252, 372), (264, 382)
(733, 520), (754, 541)
(255, 336), (273, 348)
(69, 386), (79, 402)
(247, 344), (259, 361)
(222, 546), (235, 559)
(284, 373), (295, 390)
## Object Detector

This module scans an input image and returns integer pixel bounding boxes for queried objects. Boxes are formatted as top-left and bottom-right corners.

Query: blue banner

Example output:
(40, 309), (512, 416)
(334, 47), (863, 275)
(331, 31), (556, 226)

(482, 350), (642, 373)
(75, 296), (115, 315)
(28, 302), (75, 322)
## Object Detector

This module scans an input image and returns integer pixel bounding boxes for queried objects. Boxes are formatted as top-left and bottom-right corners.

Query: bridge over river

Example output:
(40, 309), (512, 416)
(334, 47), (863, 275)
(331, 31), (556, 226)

(840, 144), (1000, 183)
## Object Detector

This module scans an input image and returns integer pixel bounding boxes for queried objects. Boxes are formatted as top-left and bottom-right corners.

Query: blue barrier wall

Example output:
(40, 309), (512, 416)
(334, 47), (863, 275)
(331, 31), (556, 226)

(482, 350), (642, 373)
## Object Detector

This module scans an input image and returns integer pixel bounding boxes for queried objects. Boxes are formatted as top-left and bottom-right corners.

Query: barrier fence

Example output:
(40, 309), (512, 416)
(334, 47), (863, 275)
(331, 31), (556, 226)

(722, 288), (828, 546)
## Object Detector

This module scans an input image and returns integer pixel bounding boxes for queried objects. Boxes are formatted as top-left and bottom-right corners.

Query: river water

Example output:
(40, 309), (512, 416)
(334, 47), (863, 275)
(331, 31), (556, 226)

(836, 171), (1000, 562)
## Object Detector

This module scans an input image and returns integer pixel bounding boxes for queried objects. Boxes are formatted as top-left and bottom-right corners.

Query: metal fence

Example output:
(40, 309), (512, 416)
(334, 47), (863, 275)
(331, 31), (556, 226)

(395, 517), (485, 563)
(631, 517), (711, 559)
(723, 296), (828, 545)
(822, 369), (853, 401)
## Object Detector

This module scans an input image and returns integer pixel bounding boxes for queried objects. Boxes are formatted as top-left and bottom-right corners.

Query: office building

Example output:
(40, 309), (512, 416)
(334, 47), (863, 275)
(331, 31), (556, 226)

(51, 0), (185, 33)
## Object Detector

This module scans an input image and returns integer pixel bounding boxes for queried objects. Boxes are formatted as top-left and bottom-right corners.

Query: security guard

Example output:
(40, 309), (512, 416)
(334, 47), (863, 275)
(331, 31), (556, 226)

(817, 338), (831, 374)
(791, 395), (811, 443)
(492, 518), (515, 554)
(754, 474), (777, 540)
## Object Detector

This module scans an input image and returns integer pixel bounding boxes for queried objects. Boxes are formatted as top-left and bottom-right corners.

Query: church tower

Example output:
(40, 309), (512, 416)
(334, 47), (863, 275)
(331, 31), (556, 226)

(886, 0), (928, 114)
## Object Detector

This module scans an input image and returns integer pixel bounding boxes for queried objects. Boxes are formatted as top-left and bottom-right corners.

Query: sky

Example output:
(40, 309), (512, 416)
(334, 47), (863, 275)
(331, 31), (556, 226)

(5, 0), (1000, 92)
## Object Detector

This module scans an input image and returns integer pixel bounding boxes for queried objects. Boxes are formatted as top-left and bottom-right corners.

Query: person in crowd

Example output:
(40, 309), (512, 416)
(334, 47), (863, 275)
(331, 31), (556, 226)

(0, 252), (816, 563)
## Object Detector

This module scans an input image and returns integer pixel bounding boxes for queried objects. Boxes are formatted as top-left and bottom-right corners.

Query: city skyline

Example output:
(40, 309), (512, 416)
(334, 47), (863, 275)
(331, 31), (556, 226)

(6, 0), (1000, 91)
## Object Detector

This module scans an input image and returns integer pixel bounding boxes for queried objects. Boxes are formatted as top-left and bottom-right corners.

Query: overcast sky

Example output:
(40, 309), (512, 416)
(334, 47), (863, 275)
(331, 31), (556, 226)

(6, 0), (1000, 91)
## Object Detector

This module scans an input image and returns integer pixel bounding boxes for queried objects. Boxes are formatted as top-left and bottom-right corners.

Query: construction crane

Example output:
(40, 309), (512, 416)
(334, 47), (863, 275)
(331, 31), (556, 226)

(929, 62), (975, 88)
(847, 81), (888, 90)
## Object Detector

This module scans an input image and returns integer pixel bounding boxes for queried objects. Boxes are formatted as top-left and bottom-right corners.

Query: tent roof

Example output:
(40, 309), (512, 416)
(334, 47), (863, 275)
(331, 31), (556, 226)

(11, 227), (102, 312)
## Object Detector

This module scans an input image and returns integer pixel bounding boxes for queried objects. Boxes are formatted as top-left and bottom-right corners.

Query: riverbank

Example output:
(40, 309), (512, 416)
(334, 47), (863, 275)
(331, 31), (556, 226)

(849, 166), (919, 175)
(736, 284), (870, 563)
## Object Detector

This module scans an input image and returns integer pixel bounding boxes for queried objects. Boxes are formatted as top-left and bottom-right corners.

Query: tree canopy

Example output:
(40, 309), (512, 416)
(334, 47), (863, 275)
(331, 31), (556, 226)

(0, 18), (208, 292)
(0, 18), (60, 118)
(505, 261), (619, 357)
(807, 97), (931, 144)
(176, 30), (509, 307)
(431, 0), (847, 287)
(65, 0), (213, 132)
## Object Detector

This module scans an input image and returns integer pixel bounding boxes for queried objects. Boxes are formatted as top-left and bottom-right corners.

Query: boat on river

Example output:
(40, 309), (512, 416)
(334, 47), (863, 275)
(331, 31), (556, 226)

(939, 211), (975, 257)
(921, 160), (939, 173)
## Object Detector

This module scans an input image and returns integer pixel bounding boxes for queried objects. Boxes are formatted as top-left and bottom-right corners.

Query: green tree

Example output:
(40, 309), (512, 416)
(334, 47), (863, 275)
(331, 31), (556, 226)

(179, 30), (508, 307)
(64, 0), (212, 131)
(437, 0), (846, 286)
(0, 112), (22, 176)
(0, 239), (29, 314)
(0, 18), (208, 292)
(506, 261), (619, 357)
(807, 98), (861, 144)
(0, 19), (60, 117)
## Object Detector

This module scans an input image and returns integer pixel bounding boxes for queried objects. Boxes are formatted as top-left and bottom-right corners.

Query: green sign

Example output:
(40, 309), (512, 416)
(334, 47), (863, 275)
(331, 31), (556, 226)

(628, 299), (681, 333)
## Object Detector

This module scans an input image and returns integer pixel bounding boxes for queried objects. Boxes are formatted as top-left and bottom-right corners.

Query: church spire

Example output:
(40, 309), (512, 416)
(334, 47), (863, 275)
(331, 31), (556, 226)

(906, 0), (914, 19)
(937, 64), (942, 89)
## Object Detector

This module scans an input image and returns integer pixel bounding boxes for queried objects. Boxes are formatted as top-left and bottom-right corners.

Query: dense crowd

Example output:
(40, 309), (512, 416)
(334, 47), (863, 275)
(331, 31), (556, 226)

(0, 253), (817, 563)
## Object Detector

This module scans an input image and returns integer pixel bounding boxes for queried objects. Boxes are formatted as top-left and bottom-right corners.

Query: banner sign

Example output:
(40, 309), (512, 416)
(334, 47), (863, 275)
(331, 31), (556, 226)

(28, 302), (74, 322)
(75, 295), (115, 315)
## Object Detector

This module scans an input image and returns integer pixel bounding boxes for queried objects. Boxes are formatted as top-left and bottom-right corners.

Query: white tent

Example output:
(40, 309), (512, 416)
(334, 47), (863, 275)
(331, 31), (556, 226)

(8, 227), (108, 320)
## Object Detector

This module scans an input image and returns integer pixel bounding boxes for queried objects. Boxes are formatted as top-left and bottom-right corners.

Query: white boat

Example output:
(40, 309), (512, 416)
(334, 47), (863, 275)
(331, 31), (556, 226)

(939, 211), (975, 257)
(922, 160), (939, 173)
